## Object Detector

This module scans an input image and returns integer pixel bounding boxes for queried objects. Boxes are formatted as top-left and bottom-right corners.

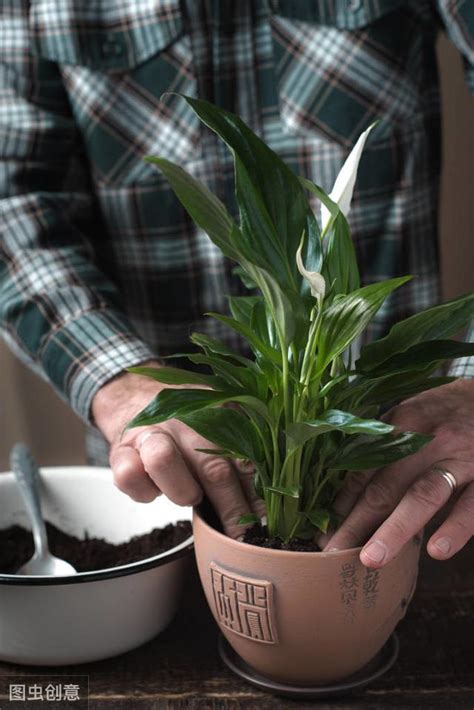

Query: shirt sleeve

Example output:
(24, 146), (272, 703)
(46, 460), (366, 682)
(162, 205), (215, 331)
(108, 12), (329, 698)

(448, 321), (474, 378)
(435, 2), (474, 378)
(436, 0), (474, 92)
(0, 3), (156, 425)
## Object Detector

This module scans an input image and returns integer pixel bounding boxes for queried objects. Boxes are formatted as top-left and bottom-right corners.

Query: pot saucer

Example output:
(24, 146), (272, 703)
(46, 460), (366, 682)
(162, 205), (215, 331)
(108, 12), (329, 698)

(218, 632), (399, 699)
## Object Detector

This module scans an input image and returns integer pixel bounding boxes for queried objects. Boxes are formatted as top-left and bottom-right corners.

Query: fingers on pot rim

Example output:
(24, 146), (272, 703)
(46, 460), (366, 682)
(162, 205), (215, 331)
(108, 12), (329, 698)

(357, 460), (469, 567)
(427, 474), (474, 560)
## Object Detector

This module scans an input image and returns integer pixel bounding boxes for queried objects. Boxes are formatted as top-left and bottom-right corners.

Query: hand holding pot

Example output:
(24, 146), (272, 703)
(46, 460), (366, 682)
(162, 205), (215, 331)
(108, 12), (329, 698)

(321, 378), (474, 567)
(91, 361), (265, 539)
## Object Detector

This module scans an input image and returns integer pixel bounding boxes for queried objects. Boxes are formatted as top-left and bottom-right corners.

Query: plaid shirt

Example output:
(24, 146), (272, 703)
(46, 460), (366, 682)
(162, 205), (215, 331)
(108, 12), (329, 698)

(1, 0), (473, 464)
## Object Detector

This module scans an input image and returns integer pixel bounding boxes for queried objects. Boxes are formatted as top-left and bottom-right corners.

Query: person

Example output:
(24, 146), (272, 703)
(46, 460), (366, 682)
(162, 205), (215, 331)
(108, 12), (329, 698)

(1, 0), (473, 567)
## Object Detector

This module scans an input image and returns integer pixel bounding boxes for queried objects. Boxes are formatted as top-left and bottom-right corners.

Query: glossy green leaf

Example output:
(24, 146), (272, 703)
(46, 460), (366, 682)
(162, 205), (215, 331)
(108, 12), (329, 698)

(194, 448), (236, 458)
(238, 513), (260, 526)
(126, 365), (225, 389)
(207, 312), (282, 365)
(179, 407), (265, 463)
(266, 485), (300, 498)
(300, 177), (359, 295)
(354, 374), (458, 406)
(318, 276), (412, 371)
(144, 156), (240, 261)
(323, 213), (360, 296)
(183, 352), (256, 391)
(287, 410), (393, 445)
(304, 508), (331, 534)
(232, 264), (258, 289)
(228, 295), (261, 325)
(357, 292), (474, 371)
(190, 332), (257, 369)
(180, 95), (321, 296)
(358, 339), (474, 376)
(329, 431), (433, 471)
(125, 389), (233, 429)
(246, 262), (296, 347)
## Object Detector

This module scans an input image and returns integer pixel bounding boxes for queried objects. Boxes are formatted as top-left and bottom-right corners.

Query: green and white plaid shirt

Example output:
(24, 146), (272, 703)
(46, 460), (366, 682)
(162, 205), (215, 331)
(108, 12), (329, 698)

(1, 0), (473, 464)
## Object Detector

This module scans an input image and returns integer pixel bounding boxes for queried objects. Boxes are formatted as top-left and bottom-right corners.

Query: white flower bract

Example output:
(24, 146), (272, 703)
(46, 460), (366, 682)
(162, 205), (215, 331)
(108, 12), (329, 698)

(321, 122), (378, 232)
(296, 240), (326, 301)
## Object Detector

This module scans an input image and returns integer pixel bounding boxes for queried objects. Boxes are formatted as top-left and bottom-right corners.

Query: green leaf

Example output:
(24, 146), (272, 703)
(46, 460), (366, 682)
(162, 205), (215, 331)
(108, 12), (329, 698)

(237, 513), (260, 526)
(335, 359), (458, 407)
(228, 295), (262, 325)
(287, 410), (394, 445)
(304, 508), (331, 534)
(232, 265), (258, 289)
(358, 339), (474, 377)
(245, 262), (296, 347)
(125, 389), (233, 429)
(194, 448), (236, 457)
(181, 95), (321, 294)
(207, 312), (282, 366)
(323, 213), (360, 296)
(266, 485), (300, 498)
(179, 407), (265, 463)
(354, 374), (458, 406)
(126, 365), (224, 389)
(144, 156), (240, 261)
(190, 332), (257, 369)
(183, 352), (270, 405)
(300, 177), (359, 295)
(318, 276), (412, 372)
(357, 292), (474, 371)
(329, 431), (433, 471)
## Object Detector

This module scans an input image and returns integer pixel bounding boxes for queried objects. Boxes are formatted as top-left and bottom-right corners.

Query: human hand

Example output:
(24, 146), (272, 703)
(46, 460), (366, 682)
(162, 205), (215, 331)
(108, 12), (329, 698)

(91, 361), (265, 539)
(319, 378), (474, 567)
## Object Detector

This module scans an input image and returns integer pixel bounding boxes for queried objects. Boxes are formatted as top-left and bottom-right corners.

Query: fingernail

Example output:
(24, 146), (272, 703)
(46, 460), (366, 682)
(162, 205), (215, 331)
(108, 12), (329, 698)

(361, 540), (387, 564)
(433, 537), (451, 555)
(326, 547), (340, 552)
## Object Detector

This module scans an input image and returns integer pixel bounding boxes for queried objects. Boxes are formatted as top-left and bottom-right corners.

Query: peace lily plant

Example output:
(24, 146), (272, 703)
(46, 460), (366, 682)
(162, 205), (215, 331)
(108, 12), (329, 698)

(126, 97), (474, 545)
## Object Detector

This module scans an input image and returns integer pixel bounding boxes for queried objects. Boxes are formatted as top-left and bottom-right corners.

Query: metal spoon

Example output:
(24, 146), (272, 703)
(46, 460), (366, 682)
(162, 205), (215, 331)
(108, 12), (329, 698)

(9, 443), (76, 576)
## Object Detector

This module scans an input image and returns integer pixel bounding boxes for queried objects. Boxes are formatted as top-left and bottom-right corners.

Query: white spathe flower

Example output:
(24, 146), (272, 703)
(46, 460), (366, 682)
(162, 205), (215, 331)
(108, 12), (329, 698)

(321, 122), (378, 232)
(296, 240), (326, 301)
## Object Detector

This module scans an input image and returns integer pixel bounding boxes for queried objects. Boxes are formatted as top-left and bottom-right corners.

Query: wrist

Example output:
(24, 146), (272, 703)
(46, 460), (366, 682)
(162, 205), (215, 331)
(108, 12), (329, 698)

(91, 359), (165, 443)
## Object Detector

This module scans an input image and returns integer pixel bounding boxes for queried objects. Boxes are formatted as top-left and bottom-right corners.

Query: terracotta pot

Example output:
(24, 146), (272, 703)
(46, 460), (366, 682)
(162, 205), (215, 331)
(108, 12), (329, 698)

(193, 501), (421, 685)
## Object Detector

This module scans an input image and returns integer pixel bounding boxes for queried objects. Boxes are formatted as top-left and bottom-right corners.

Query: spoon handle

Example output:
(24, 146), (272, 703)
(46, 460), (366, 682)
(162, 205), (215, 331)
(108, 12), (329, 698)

(10, 443), (49, 559)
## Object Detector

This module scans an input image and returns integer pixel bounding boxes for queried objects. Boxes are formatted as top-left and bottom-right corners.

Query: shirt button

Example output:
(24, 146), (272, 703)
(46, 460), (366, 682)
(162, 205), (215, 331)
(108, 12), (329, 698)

(100, 38), (125, 58)
(347, 0), (362, 10)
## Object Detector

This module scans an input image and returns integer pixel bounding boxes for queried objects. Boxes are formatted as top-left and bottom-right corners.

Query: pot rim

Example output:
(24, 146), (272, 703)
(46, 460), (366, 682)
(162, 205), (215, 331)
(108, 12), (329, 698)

(0, 466), (194, 587)
(193, 503), (363, 559)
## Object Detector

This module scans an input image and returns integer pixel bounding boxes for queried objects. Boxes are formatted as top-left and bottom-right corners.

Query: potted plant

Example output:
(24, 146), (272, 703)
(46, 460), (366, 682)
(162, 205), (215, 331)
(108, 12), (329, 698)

(125, 96), (474, 687)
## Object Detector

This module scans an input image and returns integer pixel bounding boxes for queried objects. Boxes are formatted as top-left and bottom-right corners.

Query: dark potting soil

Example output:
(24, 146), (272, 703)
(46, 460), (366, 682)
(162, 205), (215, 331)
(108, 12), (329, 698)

(0, 520), (192, 574)
(242, 523), (321, 552)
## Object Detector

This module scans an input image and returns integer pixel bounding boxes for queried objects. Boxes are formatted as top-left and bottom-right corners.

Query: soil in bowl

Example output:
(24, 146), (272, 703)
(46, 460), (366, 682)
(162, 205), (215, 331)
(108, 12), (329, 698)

(0, 520), (192, 574)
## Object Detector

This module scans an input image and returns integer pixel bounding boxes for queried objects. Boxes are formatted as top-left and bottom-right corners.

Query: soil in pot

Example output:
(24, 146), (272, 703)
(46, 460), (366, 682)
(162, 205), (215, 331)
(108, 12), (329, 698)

(0, 520), (192, 574)
(243, 523), (321, 552)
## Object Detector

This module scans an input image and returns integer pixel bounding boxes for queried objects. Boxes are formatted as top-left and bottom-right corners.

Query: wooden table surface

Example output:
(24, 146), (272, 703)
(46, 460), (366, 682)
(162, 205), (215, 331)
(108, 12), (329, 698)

(1, 533), (473, 709)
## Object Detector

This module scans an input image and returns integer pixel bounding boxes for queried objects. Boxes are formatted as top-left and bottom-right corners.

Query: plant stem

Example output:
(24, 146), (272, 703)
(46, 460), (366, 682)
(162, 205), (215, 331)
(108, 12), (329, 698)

(297, 309), (324, 421)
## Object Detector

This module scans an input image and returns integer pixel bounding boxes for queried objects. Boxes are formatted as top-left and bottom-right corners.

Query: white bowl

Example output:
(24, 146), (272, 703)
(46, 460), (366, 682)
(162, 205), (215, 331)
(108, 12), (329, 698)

(0, 466), (193, 665)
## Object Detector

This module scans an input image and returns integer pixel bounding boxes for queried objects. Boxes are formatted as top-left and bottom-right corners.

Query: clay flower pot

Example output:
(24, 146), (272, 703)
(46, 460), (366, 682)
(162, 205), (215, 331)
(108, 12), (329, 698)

(193, 501), (421, 686)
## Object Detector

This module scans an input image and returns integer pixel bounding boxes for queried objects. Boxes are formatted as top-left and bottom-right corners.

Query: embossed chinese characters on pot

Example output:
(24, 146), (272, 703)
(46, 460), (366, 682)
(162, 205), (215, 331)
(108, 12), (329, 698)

(193, 503), (421, 685)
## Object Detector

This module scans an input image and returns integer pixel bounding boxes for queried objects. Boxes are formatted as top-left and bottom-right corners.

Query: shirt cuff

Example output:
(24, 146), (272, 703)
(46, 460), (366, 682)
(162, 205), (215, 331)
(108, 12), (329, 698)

(39, 309), (157, 425)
